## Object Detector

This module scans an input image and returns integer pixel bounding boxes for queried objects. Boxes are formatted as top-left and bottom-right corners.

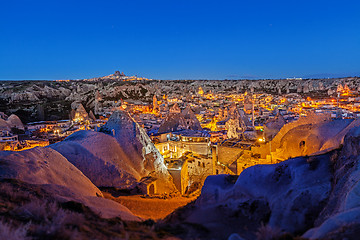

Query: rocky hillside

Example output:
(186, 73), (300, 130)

(1, 76), (360, 122)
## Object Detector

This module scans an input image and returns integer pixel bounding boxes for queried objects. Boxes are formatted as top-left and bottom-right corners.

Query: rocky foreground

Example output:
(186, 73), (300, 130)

(161, 125), (360, 240)
(0, 111), (177, 239)
(0, 113), (359, 239)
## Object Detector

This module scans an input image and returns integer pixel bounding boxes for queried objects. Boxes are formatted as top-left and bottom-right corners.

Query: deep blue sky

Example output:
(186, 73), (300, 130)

(1, 0), (359, 80)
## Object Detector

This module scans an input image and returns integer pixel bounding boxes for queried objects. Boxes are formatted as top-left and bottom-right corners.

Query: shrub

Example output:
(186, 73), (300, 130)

(0, 220), (29, 240)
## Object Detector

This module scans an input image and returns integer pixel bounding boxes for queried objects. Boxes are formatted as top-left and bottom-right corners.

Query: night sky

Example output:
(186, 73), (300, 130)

(1, 0), (359, 80)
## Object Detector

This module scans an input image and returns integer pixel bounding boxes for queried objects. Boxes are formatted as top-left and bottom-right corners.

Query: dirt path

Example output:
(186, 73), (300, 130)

(103, 193), (197, 220)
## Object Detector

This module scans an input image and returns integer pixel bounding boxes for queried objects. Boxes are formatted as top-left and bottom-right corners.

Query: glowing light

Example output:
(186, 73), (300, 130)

(198, 87), (204, 95)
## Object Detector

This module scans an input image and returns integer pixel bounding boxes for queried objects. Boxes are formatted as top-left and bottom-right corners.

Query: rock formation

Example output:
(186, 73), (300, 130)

(99, 111), (176, 193)
(52, 111), (176, 194)
(6, 114), (24, 130)
(268, 115), (356, 160)
(166, 125), (360, 239)
(73, 103), (89, 122)
(0, 118), (10, 132)
(152, 95), (159, 114)
(225, 103), (252, 139)
(169, 103), (181, 114)
(158, 105), (202, 133)
(0, 147), (138, 220)
(89, 110), (96, 121)
(264, 113), (286, 140)
(180, 105), (202, 131)
(50, 131), (141, 189)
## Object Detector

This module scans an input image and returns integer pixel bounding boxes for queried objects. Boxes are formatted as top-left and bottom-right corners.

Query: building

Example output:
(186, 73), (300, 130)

(155, 129), (211, 159)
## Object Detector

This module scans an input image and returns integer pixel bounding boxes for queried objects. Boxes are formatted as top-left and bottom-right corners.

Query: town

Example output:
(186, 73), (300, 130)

(2, 75), (360, 195)
(2, 0), (360, 237)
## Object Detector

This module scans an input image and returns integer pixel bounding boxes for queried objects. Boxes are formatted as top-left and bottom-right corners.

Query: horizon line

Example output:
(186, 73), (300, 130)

(0, 75), (359, 82)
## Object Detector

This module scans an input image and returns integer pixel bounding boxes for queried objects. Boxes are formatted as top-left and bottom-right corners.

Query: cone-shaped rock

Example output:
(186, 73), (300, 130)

(6, 114), (24, 130)
(100, 110), (176, 193)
